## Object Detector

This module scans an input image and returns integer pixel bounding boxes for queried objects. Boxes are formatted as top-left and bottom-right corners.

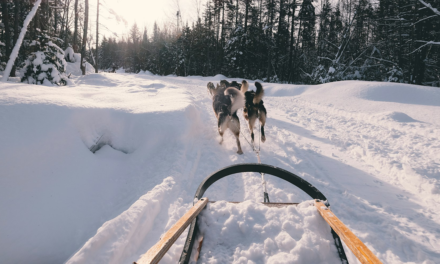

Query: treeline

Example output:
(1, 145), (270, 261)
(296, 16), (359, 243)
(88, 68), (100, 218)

(99, 0), (440, 86)
(1, 0), (439, 86)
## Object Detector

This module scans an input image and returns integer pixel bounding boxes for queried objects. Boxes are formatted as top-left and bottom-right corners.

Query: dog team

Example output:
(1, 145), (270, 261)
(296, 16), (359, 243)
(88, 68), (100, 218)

(207, 79), (267, 154)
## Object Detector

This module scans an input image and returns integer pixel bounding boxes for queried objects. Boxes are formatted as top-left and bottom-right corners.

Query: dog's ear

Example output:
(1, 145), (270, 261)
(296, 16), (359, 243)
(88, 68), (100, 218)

(207, 82), (216, 97)
(220, 80), (229, 88)
(241, 80), (249, 93)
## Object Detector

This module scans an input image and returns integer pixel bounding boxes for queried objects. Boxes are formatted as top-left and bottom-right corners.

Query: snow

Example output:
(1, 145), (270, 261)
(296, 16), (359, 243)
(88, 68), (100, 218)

(197, 201), (340, 264)
(65, 47), (76, 62)
(418, 0), (440, 16)
(65, 53), (95, 76)
(0, 75), (439, 264)
(138, 70), (154, 76)
(115, 67), (125, 73)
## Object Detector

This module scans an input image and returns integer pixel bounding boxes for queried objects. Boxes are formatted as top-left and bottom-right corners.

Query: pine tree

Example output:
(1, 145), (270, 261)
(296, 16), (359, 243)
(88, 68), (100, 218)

(20, 32), (68, 85)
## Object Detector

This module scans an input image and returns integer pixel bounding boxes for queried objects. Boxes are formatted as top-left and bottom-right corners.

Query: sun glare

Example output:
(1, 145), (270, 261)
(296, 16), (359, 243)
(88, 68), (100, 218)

(103, 0), (203, 38)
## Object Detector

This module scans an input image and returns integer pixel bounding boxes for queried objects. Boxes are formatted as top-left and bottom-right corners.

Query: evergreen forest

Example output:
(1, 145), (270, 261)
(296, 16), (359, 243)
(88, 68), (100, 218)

(0, 0), (439, 86)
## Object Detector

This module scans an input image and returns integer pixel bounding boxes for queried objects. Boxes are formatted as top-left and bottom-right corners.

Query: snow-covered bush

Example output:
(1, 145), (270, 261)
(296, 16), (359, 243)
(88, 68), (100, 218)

(310, 57), (404, 84)
(20, 33), (68, 85)
(385, 66), (403, 82)
(64, 46), (76, 62)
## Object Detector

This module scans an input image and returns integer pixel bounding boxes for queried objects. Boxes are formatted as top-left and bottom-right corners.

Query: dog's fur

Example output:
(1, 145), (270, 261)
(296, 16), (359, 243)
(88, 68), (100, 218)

(241, 80), (267, 143)
(207, 81), (245, 154)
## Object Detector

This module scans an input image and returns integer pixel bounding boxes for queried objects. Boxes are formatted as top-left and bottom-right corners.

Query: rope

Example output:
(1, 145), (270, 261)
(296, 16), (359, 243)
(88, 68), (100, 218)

(230, 113), (270, 203)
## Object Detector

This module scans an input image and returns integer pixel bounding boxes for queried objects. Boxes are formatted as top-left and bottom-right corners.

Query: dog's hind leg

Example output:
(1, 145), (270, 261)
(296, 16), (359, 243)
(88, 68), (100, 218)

(230, 115), (243, 154)
(218, 114), (228, 145)
(258, 107), (267, 142)
(248, 115), (257, 143)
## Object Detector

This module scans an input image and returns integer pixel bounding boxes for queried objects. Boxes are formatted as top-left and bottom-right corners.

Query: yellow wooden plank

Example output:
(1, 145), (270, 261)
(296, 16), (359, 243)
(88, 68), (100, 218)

(135, 198), (209, 264)
(315, 200), (383, 264)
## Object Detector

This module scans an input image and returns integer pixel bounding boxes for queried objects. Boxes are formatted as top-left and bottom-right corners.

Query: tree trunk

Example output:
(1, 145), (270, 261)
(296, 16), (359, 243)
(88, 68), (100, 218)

(235, 0), (238, 27)
(11, 0), (20, 77)
(54, 0), (58, 34)
(81, 0), (89, 75)
(95, 0), (99, 73)
(2, 0), (11, 64)
(63, 0), (71, 46)
(73, 0), (79, 52)
(2, 0), (42, 82)
(289, 0), (296, 83)
(244, 0), (249, 34)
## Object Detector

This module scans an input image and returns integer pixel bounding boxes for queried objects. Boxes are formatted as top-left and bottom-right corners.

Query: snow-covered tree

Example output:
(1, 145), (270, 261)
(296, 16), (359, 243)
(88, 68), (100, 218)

(20, 33), (68, 85)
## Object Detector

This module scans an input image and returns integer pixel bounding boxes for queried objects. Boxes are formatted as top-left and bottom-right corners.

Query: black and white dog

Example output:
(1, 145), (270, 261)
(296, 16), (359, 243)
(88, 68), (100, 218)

(241, 80), (267, 143)
(207, 81), (245, 154)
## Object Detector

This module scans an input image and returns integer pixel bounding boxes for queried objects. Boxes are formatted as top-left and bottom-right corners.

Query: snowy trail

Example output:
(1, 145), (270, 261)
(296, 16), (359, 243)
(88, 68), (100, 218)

(1, 73), (439, 263)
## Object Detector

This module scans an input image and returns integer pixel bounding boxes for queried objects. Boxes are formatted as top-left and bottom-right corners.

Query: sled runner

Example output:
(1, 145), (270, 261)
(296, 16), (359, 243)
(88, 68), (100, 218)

(135, 163), (382, 264)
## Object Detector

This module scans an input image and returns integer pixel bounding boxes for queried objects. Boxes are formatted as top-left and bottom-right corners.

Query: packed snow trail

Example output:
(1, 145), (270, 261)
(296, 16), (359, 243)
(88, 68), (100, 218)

(0, 72), (439, 263)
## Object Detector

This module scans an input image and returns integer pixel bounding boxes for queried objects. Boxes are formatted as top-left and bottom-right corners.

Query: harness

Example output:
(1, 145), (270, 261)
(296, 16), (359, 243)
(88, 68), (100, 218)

(230, 114), (270, 203)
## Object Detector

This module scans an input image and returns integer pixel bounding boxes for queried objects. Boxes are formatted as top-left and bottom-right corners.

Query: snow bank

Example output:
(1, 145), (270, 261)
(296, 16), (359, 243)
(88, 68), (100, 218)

(197, 201), (340, 264)
(0, 76), (194, 264)
(66, 177), (176, 264)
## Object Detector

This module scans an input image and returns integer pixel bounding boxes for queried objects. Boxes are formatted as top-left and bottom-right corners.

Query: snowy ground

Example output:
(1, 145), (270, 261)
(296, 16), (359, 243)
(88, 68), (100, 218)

(0, 72), (439, 264)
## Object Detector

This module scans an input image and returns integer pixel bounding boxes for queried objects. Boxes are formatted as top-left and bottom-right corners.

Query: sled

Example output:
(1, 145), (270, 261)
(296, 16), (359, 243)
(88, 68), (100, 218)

(135, 163), (382, 264)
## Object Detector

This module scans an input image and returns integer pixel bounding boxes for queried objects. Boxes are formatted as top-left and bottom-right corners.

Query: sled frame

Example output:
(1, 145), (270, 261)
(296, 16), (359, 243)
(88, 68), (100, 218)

(178, 163), (349, 264)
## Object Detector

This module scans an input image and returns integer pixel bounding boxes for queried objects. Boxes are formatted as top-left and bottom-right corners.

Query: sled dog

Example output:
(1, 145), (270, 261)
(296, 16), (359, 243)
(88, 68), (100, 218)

(241, 80), (267, 143)
(207, 81), (245, 154)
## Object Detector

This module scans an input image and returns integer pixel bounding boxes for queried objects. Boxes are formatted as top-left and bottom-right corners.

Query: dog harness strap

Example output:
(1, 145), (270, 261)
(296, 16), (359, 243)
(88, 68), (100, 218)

(231, 115), (270, 203)
(257, 152), (270, 203)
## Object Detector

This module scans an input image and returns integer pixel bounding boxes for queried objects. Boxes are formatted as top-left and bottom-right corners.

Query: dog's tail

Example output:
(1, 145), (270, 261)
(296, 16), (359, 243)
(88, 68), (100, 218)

(225, 87), (245, 114)
(241, 80), (249, 93)
(253, 82), (264, 104)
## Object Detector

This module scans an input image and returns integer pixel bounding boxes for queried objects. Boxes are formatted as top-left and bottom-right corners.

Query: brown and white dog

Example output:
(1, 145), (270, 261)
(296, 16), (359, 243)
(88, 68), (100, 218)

(241, 80), (267, 143)
(207, 81), (245, 154)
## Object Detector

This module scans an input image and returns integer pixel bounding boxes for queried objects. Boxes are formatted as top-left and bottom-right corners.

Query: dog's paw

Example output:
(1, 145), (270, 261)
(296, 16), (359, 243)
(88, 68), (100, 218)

(237, 150), (243, 155)
(261, 136), (266, 143)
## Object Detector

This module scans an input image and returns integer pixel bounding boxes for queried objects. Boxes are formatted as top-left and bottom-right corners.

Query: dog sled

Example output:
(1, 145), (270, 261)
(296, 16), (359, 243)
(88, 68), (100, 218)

(135, 163), (382, 264)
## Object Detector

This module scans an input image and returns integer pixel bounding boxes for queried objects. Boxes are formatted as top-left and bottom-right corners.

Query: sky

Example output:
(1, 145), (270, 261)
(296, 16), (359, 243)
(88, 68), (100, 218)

(98, 0), (207, 39)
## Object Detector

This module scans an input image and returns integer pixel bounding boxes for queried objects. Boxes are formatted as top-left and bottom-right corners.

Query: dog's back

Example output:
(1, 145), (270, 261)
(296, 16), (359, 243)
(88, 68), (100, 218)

(208, 81), (245, 154)
(212, 86), (230, 117)
(242, 82), (267, 142)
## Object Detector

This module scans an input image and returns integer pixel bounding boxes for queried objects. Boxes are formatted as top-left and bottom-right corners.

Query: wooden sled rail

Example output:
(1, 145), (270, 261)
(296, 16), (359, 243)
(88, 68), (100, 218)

(135, 198), (382, 264)
(135, 198), (209, 264)
(315, 200), (383, 264)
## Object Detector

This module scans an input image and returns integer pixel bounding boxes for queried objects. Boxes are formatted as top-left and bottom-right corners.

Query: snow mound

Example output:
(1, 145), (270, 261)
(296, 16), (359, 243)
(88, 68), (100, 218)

(264, 84), (309, 97)
(115, 67), (125, 73)
(359, 82), (440, 106)
(212, 74), (228, 80)
(138, 70), (154, 76)
(386, 112), (419, 123)
(65, 53), (95, 76)
(66, 177), (176, 264)
(197, 200), (340, 263)
(64, 47), (76, 62)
